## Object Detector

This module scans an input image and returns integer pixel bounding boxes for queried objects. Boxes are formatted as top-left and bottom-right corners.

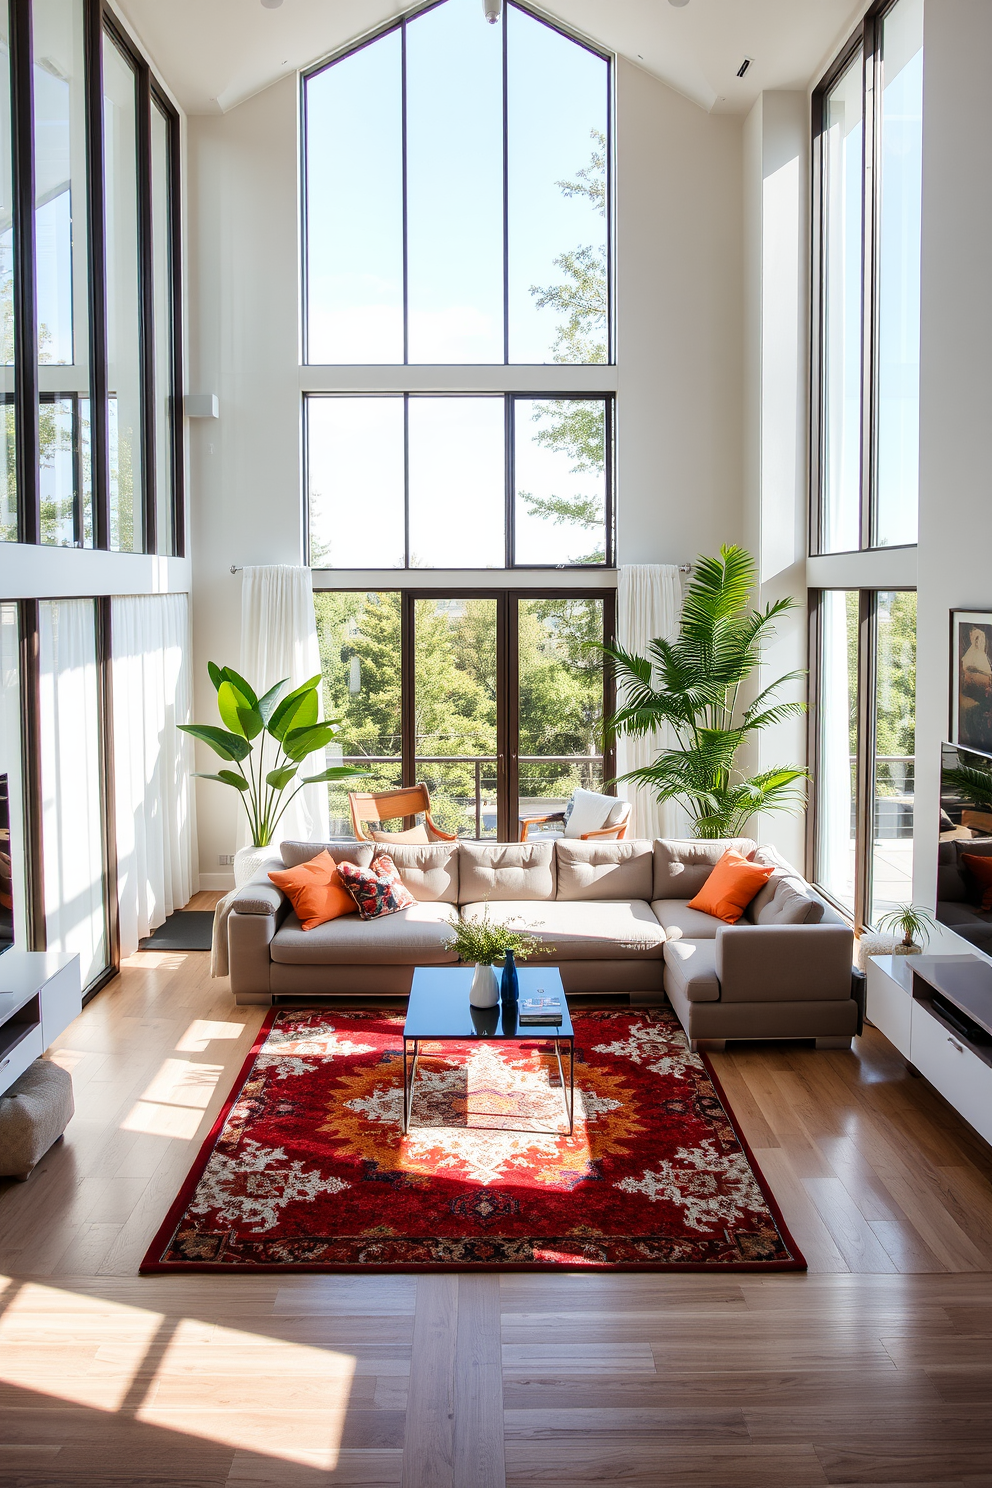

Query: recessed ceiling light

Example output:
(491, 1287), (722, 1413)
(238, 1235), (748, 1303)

(261, 0), (283, 9)
(669, 0), (690, 8)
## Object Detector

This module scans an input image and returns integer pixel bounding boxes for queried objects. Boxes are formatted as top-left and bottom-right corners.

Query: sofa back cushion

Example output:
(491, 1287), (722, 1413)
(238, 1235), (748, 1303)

(459, 841), (555, 903)
(556, 839), (653, 901)
(379, 842), (459, 903)
(279, 840), (374, 870)
(746, 845), (825, 925)
(653, 838), (757, 902)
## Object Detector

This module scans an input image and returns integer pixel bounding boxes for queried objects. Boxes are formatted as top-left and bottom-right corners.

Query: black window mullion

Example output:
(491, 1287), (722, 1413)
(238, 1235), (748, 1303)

(501, 1), (509, 366)
(505, 394), (514, 567)
(136, 58), (156, 555)
(604, 395), (615, 568)
(860, 15), (881, 553)
(10, 0), (39, 547)
(501, 593), (515, 841)
(95, 595), (119, 974)
(17, 597), (45, 948)
(853, 589), (877, 934)
(152, 88), (184, 559)
(85, 0), (110, 550)
(401, 590), (415, 792)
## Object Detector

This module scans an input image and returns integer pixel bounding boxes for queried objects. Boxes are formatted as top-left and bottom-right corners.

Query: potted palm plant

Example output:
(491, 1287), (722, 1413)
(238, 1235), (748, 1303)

(875, 903), (937, 956)
(181, 664), (365, 882)
(598, 545), (807, 838)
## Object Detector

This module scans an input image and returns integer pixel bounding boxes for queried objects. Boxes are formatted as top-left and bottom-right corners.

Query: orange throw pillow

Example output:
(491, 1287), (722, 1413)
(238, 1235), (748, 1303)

(687, 849), (776, 924)
(962, 853), (992, 910)
(268, 850), (356, 931)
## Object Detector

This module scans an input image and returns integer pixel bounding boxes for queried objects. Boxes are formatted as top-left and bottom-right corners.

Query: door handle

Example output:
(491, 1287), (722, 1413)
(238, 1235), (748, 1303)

(947, 1037), (964, 1053)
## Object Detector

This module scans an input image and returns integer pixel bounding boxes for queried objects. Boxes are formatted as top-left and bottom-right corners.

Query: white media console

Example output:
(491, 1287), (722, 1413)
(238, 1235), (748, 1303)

(866, 953), (992, 1147)
(0, 952), (81, 1097)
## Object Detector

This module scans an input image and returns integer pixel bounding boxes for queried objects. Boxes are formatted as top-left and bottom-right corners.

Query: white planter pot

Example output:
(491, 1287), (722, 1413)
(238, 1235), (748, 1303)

(469, 963), (500, 1008)
(234, 844), (277, 888)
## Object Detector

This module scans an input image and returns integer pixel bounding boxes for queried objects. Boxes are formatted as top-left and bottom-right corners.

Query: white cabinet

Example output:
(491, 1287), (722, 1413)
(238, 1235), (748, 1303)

(910, 998), (992, 1148)
(0, 952), (80, 1097)
(866, 953), (992, 1148)
(866, 955), (913, 1057)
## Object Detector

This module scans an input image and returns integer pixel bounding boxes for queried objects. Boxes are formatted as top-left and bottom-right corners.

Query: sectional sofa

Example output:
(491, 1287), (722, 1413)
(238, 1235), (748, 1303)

(226, 836), (860, 1048)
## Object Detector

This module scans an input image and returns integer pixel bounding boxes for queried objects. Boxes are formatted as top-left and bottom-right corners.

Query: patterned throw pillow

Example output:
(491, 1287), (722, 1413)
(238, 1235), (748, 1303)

(337, 855), (416, 920)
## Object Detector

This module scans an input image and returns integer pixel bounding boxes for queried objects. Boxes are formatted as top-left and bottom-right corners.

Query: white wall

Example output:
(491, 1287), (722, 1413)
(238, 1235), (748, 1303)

(186, 57), (748, 881)
(913, 0), (992, 946)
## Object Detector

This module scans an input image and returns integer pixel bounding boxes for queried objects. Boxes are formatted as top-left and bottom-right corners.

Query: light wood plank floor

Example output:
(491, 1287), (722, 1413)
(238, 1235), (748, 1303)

(1, 924), (991, 1487)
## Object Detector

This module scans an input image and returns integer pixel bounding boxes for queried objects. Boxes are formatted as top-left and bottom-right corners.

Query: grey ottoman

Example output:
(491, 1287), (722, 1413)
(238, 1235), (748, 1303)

(0, 1058), (74, 1180)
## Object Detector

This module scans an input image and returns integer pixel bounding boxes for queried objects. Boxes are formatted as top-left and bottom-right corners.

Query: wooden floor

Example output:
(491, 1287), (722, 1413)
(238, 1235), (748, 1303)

(2, 906), (992, 1486)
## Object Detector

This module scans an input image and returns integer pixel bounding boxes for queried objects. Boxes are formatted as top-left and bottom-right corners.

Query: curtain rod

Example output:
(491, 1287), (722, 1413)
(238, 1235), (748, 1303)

(231, 563), (695, 575)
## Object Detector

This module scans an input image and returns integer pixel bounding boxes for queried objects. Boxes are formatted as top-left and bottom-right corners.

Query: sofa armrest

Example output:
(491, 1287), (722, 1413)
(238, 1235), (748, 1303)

(228, 905), (287, 1000)
(230, 881), (286, 917)
(715, 922), (854, 1003)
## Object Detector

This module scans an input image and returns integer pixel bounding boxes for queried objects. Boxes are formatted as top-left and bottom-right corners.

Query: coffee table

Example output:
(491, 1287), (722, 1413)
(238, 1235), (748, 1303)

(402, 966), (574, 1135)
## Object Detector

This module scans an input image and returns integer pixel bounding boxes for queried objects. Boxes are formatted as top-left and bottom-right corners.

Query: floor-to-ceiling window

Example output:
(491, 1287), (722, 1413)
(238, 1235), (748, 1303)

(811, 588), (916, 930)
(315, 590), (613, 840)
(0, 1), (183, 555)
(812, 0), (923, 554)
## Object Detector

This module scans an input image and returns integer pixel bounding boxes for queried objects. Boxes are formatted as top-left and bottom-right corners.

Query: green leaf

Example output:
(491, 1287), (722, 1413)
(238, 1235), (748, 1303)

(237, 705), (264, 740)
(179, 723), (252, 761)
(193, 771), (248, 792)
(265, 766), (299, 791)
(219, 668), (258, 707)
(207, 661), (224, 691)
(283, 722), (336, 761)
(256, 679), (288, 726)
(301, 765), (368, 785)
(217, 679), (253, 736)
(268, 685), (319, 741)
(217, 770), (250, 791)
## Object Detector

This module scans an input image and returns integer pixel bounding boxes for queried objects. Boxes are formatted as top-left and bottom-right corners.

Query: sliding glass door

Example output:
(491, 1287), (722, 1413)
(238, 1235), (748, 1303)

(315, 589), (614, 839)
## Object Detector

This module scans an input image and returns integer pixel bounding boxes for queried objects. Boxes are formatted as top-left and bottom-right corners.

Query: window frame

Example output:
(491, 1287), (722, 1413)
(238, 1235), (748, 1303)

(299, 0), (615, 370)
(314, 583), (616, 842)
(807, 584), (916, 932)
(2, 0), (184, 556)
(810, 0), (921, 558)
(303, 390), (615, 571)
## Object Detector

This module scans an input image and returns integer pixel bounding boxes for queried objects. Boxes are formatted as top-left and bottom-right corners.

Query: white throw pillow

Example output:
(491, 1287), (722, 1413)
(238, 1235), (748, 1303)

(562, 788), (625, 839)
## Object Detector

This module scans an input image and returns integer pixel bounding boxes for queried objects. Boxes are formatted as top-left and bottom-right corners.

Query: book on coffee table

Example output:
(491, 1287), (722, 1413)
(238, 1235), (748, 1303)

(518, 993), (563, 1026)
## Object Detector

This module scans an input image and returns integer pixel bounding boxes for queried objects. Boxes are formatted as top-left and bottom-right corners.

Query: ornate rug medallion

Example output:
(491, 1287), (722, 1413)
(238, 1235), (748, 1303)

(142, 1008), (804, 1272)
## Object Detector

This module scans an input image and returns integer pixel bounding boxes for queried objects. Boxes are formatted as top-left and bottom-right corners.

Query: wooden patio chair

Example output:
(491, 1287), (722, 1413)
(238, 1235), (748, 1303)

(348, 783), (459, 844)
(519, 798), (632, 843)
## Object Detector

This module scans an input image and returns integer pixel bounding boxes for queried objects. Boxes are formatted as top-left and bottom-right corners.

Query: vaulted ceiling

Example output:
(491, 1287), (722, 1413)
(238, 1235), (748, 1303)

(116, 0), (866, 117)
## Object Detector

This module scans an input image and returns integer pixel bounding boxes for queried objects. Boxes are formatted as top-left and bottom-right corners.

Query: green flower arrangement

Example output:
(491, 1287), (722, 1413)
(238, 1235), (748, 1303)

(448, 910), (550, 966)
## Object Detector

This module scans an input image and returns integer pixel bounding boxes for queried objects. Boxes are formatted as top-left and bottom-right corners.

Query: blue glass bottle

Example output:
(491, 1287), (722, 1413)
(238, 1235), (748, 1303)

(500, 949), (519, 1010)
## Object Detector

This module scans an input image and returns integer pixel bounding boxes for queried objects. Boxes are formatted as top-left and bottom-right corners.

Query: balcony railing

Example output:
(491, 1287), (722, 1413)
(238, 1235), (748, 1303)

(329, 753), (605, 839)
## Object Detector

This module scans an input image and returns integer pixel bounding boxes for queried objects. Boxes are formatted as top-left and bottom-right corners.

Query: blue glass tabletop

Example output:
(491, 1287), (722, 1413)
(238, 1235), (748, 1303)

(405, 966), (572, 1040)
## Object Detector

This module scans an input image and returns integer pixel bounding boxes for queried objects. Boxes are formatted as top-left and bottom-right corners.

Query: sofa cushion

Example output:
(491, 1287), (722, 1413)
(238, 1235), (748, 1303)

(651, 900), (723, 940)
(459, 842), (556, 902)
(653, 838), (757, 901)
(279, 840), (374, 870)
(663, 939), (720, 1002)
(268, 850), (357, 930)
(459, 900), (665, 960)
(270, 900), (459, 966)
(751, 877), (825, 926)
(555, 839), (654, 901)
(379, 842), (459, 903)
(687, 849), (775, 924)
(746, 845), (823, 923)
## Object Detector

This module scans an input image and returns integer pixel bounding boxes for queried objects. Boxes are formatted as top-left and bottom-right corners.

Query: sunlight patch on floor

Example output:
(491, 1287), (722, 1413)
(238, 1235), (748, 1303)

(136, 1319), (356, 1468)
(176, 1019), (248, 1053)
(0, 1281), (164, 1411)
(120, 1056), (227, 1138)
(122, 951), (188, 970)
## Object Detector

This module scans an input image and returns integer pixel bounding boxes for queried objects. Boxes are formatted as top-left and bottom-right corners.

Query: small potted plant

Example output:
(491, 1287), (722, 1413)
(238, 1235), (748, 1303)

(448, 912), (549, 1008)
(874, 903), (938, 956)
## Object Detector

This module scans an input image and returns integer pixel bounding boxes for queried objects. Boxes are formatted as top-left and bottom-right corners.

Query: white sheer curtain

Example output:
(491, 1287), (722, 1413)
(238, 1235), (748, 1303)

(819, 590), (856, 911)
(239, 565), (329, 847)
(39, 600), (107, 988)
(112, 594), (199, 958)
(615, 564), (686, 840)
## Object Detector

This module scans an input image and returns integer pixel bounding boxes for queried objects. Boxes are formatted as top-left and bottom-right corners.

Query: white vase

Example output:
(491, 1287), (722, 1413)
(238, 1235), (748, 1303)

(234, 844), (276, 888)
(469, 963), (499, 1008)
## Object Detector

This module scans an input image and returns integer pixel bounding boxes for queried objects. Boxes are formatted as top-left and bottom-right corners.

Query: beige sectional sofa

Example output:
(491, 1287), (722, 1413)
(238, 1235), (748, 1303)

(226, 836), (860, 1049)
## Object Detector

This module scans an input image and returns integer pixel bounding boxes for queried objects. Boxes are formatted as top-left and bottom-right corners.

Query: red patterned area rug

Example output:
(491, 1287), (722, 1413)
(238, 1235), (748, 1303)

(141, 1008), (804, 1273)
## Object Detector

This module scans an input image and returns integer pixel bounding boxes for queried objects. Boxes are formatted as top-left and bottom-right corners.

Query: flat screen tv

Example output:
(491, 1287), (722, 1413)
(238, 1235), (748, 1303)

(0, 773), (13, 955)
(938, 742), (992, 951)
